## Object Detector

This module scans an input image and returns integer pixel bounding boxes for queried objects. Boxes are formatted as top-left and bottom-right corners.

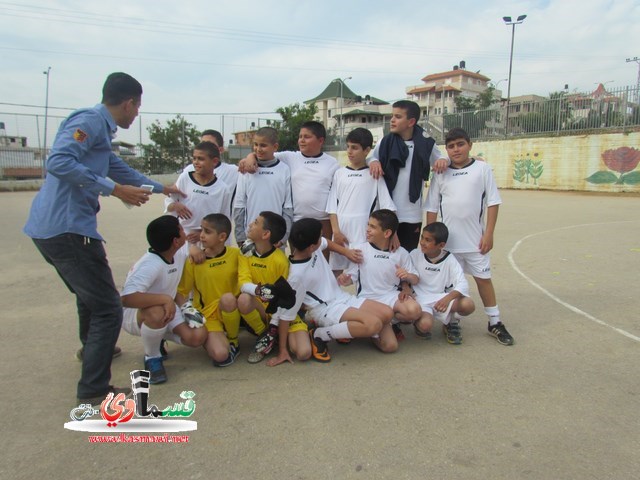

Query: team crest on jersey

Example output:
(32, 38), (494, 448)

(73, 129), (88, 143)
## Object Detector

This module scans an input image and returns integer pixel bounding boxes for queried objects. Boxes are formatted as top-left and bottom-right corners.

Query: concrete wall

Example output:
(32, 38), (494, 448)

(472, 131), (640, 193)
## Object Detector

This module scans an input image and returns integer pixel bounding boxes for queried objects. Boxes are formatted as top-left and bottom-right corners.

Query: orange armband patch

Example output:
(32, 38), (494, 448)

(73, 129), (88, 142)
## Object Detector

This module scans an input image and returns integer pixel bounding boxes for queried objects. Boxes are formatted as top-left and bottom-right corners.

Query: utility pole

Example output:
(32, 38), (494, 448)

(626, 57), (640, 103)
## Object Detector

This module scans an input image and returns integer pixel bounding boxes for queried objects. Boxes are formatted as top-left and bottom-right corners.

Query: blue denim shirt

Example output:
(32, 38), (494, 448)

(24, 104), (163, 241)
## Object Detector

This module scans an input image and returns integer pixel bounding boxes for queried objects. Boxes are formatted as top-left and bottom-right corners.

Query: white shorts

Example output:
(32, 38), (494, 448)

(362, 291), (401, 310)
(309, 290), (366, 327)
(414, 292), (448, 316)
(452, 252), (492, 279)
(122, 306), (185, 336)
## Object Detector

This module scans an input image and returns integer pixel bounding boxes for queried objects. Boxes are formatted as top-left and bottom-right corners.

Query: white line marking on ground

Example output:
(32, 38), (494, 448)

(508, 221), (640, 343)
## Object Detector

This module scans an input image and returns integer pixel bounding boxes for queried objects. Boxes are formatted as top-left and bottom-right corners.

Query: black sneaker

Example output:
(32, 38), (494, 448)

(160, 339), (169, 360)
(413, 323), (432, 339)
(144, 356), (167, 384)
(309, 329), (331, 363)
(392, 323), (405, 341)
(213, 344), (240, 367)
(443, 321), (462, 345)
(488, 322), (514, 346)
(77, 385), (131, 405)
(75, 346), (122, 362)
(255, 326), (278, 354)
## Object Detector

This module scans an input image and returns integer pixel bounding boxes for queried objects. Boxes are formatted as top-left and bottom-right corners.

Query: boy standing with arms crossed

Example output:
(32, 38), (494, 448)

(424, 128), (514, 345)
(233, 127), (293, 247)
(368, 100), (448, 251)
(326, 128), (396, 274)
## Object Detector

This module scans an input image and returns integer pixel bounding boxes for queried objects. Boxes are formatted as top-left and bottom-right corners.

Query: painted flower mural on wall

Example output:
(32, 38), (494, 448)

(513, 152), (544, 185)
(586, 147), (640, 185)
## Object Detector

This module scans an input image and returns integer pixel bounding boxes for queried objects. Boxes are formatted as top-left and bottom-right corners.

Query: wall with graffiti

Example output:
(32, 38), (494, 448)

(473, 131), (640, 192)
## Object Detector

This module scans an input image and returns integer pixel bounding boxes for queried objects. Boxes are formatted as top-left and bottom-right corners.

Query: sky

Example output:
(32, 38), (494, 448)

(0, 0), (638, 147)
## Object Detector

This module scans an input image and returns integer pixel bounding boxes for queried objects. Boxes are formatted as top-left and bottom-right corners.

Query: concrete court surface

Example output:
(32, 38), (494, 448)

(0, 189), (638, 480)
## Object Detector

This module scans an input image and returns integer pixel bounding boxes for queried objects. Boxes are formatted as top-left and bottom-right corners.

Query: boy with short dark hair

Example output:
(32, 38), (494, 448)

(238, 121), (339, 247)
(405, 222), (475, 344)
(233, 127), (293, 247)
(338, 209), (421, 347)
(424, 127), (514, 345)
(237, 211), (310, 364)
(326, 127), (396, 274)
(177, 213), (243, 365)
(368, 100), (448, 251)
(281, 218), (395, 363)
(121, 215), (208, 384)
(165, 141), (232, 258)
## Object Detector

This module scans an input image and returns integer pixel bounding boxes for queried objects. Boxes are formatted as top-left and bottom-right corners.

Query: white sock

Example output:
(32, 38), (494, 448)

(315, 322), (352, 341)
(163, 332), (182, 345)
(484, 305), (501, 326)
(141, 323), (167, 359)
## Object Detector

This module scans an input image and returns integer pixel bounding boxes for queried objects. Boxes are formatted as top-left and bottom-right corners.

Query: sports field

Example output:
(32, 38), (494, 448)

(1, 189), (638, 480)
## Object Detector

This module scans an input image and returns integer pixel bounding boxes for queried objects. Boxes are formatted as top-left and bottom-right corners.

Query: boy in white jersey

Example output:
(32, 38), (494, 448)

(121, 216), (208, 384)
(424, 128), (514, 346)
(180, 129), (238, 199)
(238, 121), (339, 254)
(233, 127), (293, 247)
(405, 222), (475, 344)
(165, 141), (231, 262)
(280, 218), (395, 363)
(368, 100), (448, 252)
(338, 209), (422, 346)
(237, 211), (309, 364)
(327, 128), (396, 274)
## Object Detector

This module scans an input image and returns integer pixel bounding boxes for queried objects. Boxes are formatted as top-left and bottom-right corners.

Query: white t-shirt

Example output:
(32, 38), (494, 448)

(121, 249), (187, 298)
(424, 159), (502, 253)
(326, 166), (396, 269)
(410, 249), (469, 304)
(276, 151), (339, 221)
(345, 242), (417, 299)
(184, 162), (238, 197)
(233, 160), (293, 240)
(369, 139), (443, 223)
(165, 171), (232, 233)
(275, 238), (343, 321)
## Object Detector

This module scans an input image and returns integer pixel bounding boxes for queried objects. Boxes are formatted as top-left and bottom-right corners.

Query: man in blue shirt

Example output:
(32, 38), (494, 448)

(24, 72), (183, 404)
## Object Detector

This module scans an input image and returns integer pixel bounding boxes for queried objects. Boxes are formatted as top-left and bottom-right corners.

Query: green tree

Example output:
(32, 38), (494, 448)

(475, 86), (498, 109)
(275, 102), (318, 151)
(143, 115), (201, 174)
(454, 95), (476, 112)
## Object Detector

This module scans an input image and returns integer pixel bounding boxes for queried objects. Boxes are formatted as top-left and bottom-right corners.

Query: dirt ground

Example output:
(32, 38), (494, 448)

(1, 189), (638, 480)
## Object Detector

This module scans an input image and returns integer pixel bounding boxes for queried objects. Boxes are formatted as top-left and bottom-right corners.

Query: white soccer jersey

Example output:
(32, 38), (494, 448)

(233, 160), (293, 239)
(326, 166), (396, 269)
(276, 151), (339, 221)
(165, 171), (232, 233)
(424, 159), (502, 253)
(184, 162), (238, 197)
(345, 242), (417, 299)
(121, 249), (187, 298)
(275, 238), (343, 321)
(410, 249), (469, 304)
(369, 140), (443, 223)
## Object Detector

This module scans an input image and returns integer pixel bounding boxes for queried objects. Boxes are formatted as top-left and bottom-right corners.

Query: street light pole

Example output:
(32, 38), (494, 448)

(42, 66), (51, 176)
(503, 15), (526, 137)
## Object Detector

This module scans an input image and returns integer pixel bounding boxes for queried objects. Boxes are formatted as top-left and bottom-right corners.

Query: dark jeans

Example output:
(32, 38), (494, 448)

(397, 222), (422, 252)
(33, 234), (123, 398)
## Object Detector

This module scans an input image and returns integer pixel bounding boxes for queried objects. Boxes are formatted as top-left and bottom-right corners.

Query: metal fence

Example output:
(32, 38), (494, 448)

(430, 84), (640, 142)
